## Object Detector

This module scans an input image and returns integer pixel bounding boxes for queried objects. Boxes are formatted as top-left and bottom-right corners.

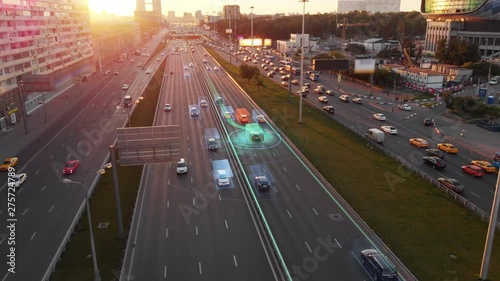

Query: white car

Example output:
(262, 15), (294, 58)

(399, 104), (412, 111)
(184, 65), (189, 70)
(145, 69), (151, 74)
(318, 96), (328, 103)
(339, 95), (350, 102)
(12, 173), (27, 189)
(189, 62), (194, 67)
(352, 98), (362, 104)
(184, 72), (190, 78)
(381, 126), (398, 135)
(164, 104), (172, 111)
(217, 170), (230, 186)
(122, 84), (129, 90)
(200, 100), (208, 108)
(202, 59), (207, 63)
(373, 113), (386, 121)
(214, 67), (219, 71)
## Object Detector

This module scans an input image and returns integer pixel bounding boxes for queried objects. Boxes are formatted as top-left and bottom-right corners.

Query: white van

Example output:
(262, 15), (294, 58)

(366, 128), (385, 143)
(176, 158), (187, 174)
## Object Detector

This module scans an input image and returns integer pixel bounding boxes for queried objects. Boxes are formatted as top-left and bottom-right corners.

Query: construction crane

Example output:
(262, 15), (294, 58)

(337, 18), (370, 48)
(397, 32), (414, 67)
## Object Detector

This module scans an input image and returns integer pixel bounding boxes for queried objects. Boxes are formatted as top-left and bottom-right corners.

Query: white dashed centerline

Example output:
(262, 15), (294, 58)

(283, 166), (287, 172)
(30, 232), (36, 240)
(195, 226), (199, 236)
(164, 266), (167, 278)
(48, 205), (54, 213)
(312, 208), (319, 216)
(305, 241), (312, 252)
(334, 238), (342, 248)
(22, 208), (28, 216)
(287, 210), (292, 218)
(218, 194), (221, 201)
(233, 255), (238, 267)
(296, 184), (301, 191)
(41, 185), (46, 192)
(198, 262), (202, 275)
(470, 192), (480, 198)
(167, 201), (170, 208)
(225, 220), (229, 229)
(193, 198), (196, 206)
(166, 228), (169, 238)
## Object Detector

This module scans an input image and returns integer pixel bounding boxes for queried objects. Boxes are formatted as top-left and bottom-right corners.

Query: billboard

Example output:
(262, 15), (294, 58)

(312, 59), (349, 71)
(238, 38), (272, 46)
(354, 59), (376, 74)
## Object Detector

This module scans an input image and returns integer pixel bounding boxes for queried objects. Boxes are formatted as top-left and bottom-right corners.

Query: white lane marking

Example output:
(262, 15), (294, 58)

(60, 143), (65, 147)
(22, 208), (28, 216)
(49, 205), (54, 213)
(334, 238), (342, 248)
(272, 152), (276, 157)
(218, 194), (221, 201)
(41, 185), (46, 192)
(167, 201), (169, 208)
(283, 166), (287, 172)
(191, 177), (193, 183)
(225, 220), (229, 229)
(233, 255), (238, 267)
(164, 266), (167, 278)
(296, 184), (301, 191)
(166, 228), (169, 238)
(470, 192), (480, 198)
(35, 169), (40, 175)
(198, 262), (202, 275)
(305, 241), (312, 253)
(49, 155), (54, 159)
(312, 208), (319, 216)
(287, 210), (292, 218)
(30, 232), (37, 240)
(168, 179), (170, 185)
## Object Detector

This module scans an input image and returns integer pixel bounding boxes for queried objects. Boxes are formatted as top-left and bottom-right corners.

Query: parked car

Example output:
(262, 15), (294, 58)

(423, 156), (446, 169)
(410, 138), (429, 148)
(462, 165), (484, 177)
(437, 178), (464, 194)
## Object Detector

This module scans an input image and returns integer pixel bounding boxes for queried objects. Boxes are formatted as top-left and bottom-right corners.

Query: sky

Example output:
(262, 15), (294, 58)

(88, 0), (421, 17)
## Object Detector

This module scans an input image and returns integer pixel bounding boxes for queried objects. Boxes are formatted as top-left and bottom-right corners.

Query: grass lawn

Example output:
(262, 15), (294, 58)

(208, 48), (500, 281)
(51, 56), (165, 281)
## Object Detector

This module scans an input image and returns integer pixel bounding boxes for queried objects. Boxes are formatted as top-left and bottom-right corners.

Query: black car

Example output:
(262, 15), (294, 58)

(437, 178), (464, 194)
(207, 138), (217, 150)
(360, 249), (398, 281)
(323, 106), (335, 114)
(423, 156), (446, 169)
(424, 118), (433, 126)
(255, 176), (270, 191)
(426, 148), (445, 159)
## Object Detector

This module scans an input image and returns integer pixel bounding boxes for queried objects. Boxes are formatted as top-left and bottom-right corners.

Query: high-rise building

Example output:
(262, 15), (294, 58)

(195, 10), (203, 20)
(0, 0), (93, 121)
(337, 0), (401, 13)
(167, 11), (175, 19)
(421, 0), (500, 58)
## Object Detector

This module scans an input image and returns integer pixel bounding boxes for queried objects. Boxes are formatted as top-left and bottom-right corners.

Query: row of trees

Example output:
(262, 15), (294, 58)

(209, 11), (426, 42)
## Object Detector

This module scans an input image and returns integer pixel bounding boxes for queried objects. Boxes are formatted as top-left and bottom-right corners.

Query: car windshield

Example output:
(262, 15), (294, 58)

(3, 160), (10, 164)
(66, 162), (75, 167)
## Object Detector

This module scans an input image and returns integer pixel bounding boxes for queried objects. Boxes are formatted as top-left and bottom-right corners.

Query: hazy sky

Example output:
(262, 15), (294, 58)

(89, 0), (421, 17)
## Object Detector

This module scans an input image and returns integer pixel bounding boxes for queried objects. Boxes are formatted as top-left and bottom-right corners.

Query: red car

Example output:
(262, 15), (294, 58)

(63, 160), (80, 175)
(461, 165), (484, 177)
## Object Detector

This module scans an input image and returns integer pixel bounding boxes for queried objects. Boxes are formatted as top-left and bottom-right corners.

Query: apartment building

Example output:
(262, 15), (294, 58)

(0, 0), (93, 128)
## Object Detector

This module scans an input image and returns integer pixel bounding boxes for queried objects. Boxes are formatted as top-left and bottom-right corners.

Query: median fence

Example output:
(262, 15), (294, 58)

(300, 95), (500, 231)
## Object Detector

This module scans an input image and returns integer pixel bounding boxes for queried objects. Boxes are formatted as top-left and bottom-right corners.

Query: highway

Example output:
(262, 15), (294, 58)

(241, 50), (499, 216)
(121, 41), (278, 281)
(189, 44), (415, 280)
(0, 37), (164, 281)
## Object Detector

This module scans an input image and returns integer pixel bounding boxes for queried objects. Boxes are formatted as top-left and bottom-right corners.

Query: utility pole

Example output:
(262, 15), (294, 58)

(298, 0), (308, 124)
(228, 11), (232, 64)
(250, 6), (254, 48)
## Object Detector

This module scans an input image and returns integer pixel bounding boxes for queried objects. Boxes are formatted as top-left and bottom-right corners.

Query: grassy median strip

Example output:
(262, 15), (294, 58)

(208, 49), (500, 281)
(51, 59), (165, 281)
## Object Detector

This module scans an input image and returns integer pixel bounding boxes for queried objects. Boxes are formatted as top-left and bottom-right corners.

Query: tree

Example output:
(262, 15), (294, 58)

(239, 64), (259, 83)
(254, 75), (265, 93)
(435, 38), (480, 65)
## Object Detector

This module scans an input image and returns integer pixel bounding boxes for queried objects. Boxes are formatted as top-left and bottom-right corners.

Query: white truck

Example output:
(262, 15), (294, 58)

(366, 128), (385, 143)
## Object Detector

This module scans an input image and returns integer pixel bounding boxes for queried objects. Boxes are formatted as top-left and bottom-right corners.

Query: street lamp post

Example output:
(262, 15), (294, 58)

(228, 11), (232, 64)
(298, 0), (308, 124)
(250, 6), (254, 48)
(16, 78), (29, 134)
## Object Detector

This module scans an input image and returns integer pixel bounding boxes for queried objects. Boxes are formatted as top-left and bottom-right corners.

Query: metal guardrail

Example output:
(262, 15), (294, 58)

(299, 95), (500, 231)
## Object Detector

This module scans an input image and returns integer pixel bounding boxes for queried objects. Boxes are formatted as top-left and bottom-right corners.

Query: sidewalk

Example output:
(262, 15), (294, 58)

(0, 69), (109, 159)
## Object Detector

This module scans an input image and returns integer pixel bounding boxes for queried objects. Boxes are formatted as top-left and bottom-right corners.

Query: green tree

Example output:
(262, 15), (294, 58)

(254, 75), (265, 93)
(239, 64), (259, 83)
(435, 38), (480, 65)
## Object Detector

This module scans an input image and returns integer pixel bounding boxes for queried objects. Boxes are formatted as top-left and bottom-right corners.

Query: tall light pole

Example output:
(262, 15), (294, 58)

(298, 0), (308, 124)
(228, 10), (232, 64)
(250, 6), (254, 48)
(63, 171), (107, 281)
(16, 78), (28, 134)
(480, 171), (500, 280)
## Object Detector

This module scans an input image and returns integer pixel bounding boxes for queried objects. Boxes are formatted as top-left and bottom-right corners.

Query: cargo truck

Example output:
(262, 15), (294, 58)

(235, 108), (250, 125)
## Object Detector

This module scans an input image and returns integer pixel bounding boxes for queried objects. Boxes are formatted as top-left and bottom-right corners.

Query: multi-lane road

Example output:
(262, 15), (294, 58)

(122, 40), (416, 281)
(0, 36), (164, 281)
